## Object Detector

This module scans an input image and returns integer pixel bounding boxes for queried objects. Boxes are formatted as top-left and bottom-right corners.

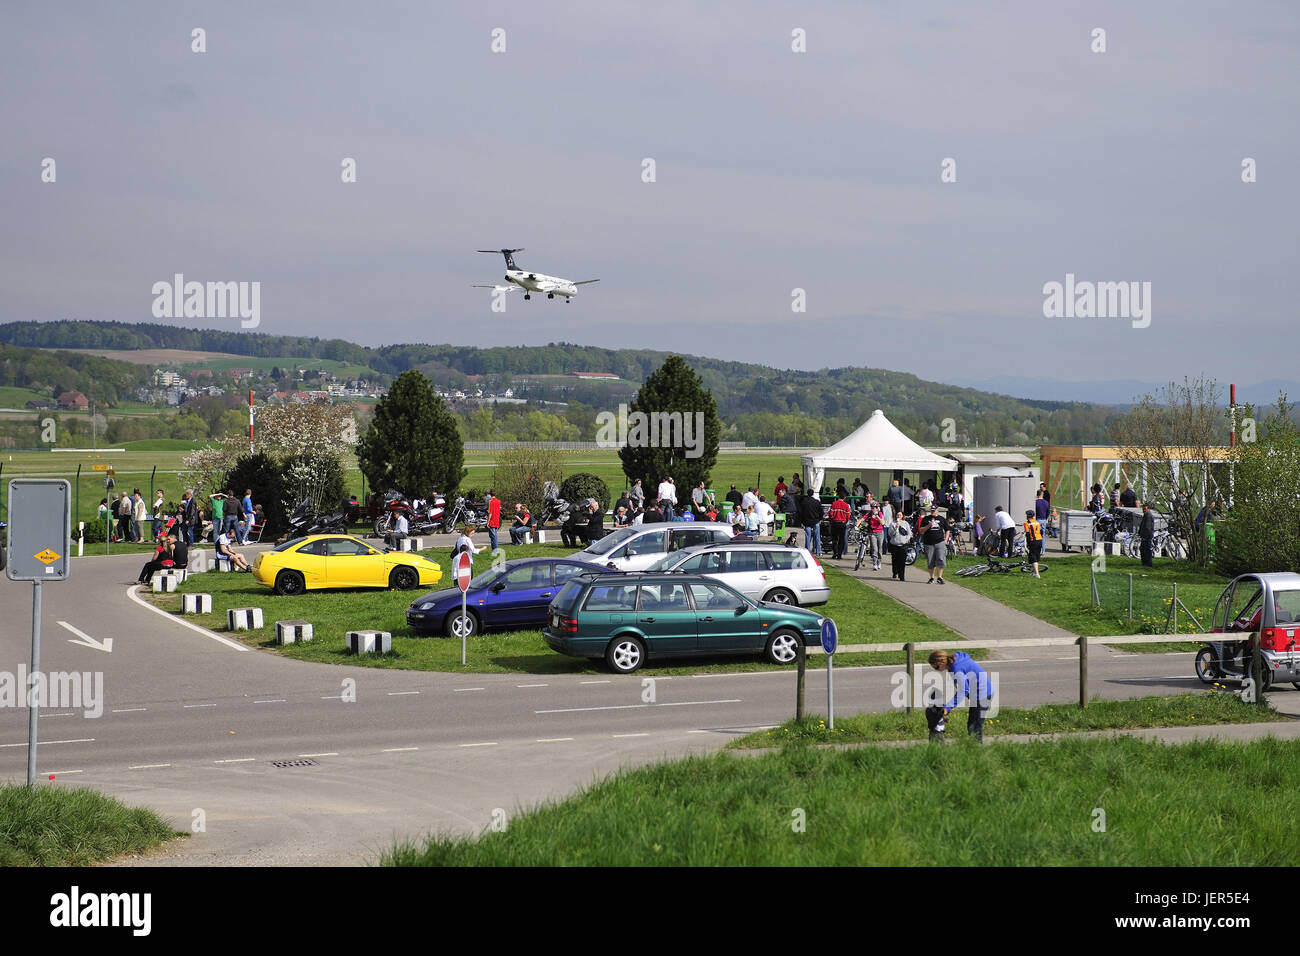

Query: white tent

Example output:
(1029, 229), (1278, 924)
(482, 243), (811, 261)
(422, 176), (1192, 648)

(801, 409), (954, 494)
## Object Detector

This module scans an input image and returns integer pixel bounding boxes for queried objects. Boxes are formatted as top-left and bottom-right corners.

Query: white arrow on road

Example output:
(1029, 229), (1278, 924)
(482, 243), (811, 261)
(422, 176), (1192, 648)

(58, 621), (113, 653)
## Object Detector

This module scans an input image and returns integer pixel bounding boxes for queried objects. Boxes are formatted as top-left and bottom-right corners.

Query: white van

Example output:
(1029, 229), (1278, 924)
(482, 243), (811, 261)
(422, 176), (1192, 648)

(571, 522), (735, 571)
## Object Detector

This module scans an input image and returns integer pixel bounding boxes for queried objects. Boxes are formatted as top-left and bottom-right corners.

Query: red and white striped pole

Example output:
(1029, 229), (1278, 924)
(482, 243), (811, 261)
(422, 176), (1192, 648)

(1229, 383), (1236, 447)
(249, 389), (255, 455)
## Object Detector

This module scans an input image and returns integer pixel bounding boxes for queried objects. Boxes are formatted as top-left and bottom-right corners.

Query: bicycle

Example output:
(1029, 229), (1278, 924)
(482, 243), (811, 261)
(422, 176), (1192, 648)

(955, 556), (1049, 577)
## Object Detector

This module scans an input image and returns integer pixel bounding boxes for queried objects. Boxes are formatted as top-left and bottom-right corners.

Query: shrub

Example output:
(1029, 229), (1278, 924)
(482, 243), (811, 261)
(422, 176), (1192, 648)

(559, 473), (609, 511)
(494, 446), (564, 517)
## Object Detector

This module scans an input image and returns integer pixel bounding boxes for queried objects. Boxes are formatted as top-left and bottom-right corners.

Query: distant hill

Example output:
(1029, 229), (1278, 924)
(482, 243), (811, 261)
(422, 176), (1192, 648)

(0, 320), (1124, 445)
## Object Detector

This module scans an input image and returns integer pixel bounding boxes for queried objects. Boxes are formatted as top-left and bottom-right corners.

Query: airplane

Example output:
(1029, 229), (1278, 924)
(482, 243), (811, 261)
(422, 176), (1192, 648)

(473, 248), (600, 302)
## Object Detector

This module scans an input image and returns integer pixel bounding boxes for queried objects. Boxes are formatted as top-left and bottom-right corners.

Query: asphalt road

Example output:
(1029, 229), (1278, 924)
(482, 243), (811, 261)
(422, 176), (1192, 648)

(0, 549), (1276, 865)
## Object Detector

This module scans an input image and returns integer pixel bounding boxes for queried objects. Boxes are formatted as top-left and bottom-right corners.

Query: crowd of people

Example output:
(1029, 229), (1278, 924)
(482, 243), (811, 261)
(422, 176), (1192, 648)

(100, 480), (262, 547)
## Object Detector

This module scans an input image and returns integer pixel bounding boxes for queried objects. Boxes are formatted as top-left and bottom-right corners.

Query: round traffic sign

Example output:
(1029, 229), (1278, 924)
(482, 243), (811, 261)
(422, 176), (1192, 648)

(820, 618), (838, 655)
(455, 551), (473, 592)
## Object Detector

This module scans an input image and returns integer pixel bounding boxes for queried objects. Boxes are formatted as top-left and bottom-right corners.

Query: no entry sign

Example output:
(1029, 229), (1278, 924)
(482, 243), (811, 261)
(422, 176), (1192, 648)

(456, 551), (473, 592)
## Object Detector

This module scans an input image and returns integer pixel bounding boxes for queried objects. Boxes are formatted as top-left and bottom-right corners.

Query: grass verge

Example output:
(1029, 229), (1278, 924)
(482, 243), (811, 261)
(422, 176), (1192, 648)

(727, 692), (1285, 749)
(148, 543), (973, 675)
(0, 785), (178, 866)
(944, 553), (1224, 651)
(383, 734), (1300, 866)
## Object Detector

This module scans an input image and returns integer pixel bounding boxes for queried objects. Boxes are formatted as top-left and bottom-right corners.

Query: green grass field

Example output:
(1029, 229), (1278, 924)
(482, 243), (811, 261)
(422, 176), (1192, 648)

(727, 692), (1283, 748)
(149, 543), (971, 674)
(383, 734), (1300, 865)
(0, 785), (177, 866)
(944, 553), (1226, 651)
(0, 386), (53, 409)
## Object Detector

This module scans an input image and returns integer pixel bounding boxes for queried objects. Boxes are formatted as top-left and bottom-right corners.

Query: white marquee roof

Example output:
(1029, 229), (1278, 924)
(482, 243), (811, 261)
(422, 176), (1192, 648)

(801, 409), (954, 492)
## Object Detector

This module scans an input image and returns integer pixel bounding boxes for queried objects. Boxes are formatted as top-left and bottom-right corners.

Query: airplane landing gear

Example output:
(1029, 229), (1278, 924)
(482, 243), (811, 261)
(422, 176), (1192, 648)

(523, 294), (531, 300)
(547, 293), (554, 299)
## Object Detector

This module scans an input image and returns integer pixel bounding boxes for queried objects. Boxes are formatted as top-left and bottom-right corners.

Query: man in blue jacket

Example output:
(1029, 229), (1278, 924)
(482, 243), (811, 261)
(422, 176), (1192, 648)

(926, 650), (995, 743)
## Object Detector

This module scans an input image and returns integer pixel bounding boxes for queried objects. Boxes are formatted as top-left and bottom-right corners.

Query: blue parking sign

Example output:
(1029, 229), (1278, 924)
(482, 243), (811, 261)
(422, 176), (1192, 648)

(820, 618), (838, 654)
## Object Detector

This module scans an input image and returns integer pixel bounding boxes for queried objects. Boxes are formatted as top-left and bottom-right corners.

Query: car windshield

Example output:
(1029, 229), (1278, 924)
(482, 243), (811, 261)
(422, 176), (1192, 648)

(273, 537), (308, 553)
(642, 555), (680, 572)
(467, 565), (508, 591)
(583, 526), (637, 555)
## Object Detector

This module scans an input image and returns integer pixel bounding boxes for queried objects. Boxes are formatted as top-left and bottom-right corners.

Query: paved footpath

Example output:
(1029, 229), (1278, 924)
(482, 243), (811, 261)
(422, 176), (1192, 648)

(822, 555), (1128, 662)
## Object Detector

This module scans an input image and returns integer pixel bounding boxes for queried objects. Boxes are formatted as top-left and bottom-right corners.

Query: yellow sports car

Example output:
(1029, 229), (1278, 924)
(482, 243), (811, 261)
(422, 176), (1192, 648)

(252, 534), (443, 595)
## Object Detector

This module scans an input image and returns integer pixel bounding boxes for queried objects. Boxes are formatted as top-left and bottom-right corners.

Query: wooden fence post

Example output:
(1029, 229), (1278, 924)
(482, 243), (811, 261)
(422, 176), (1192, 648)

(1079, 636), (1088, 708)
(795, 643), (806, 720)
(905, 642), (914, 714)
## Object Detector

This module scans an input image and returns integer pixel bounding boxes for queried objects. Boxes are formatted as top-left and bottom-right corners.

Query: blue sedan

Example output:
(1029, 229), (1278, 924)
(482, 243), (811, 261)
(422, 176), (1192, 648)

(406, 557), (616, 637)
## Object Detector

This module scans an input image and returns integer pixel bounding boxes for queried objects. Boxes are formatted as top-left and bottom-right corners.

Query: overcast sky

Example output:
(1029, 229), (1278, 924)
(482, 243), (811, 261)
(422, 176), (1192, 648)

(3, 1), (1297, 401)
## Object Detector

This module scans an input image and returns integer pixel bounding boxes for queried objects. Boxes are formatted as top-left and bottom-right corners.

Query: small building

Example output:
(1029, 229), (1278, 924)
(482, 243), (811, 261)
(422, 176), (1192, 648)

(56, 391), (89, 410)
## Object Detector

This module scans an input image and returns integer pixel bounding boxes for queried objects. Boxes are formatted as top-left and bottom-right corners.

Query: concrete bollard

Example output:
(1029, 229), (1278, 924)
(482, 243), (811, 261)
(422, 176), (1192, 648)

(346, 630), (392, 654)
(276, 620), (314, 645)
(536, 530), (547, 544)
(181, 593), (213, 614)
(152, 573), (179, 592)
(400, 537), (426, 552)
(228, 607), (265, 630)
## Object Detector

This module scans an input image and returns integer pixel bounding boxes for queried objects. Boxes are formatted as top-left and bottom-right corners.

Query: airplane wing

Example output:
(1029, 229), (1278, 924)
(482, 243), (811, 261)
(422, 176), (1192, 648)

(471, 284), (519, 293)
(574, 279), (600, 286)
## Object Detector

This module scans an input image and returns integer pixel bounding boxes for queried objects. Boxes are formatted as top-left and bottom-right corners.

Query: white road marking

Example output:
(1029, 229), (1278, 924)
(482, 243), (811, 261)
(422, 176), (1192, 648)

(46, 770), (83, 775)
(993, 659), (1031, 663)
(516, 683), (549, 688)
(213, 758), (255, 764)
(43, 712), (75, 718)
(130, 764), (172, 770)
(112, 708), (147, 713)
(58, 620), (113, 653)
(458, 742), (498, 748)
(612, 732), (650, 738)
(537, 699), (743, 714)
(0, 738), (95, 748)
(320, 695), (345, 699)
(254, 699), (287, 704)
(581, 680), (611, 685)
(183, 703), (217, 709)
(453, 687), (484, 693)
(126, 585), (250, 652)
(387, 691), (420, 696)
(298, 752), (338, 758)
(382, 747), (419, 753)
(536, 737), (574, 743)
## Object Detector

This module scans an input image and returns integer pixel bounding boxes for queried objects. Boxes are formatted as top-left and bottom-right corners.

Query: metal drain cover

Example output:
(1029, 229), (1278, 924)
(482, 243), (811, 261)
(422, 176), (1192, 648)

(270, 758), (319, 768)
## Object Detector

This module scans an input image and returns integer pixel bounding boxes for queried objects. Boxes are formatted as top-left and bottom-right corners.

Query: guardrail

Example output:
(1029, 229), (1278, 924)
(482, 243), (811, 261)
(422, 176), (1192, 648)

(792, 632), (1266, 718)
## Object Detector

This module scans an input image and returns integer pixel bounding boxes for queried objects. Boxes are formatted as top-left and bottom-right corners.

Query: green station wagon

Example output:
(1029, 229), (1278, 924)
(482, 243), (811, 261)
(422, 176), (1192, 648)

(544, 572), (826, 673)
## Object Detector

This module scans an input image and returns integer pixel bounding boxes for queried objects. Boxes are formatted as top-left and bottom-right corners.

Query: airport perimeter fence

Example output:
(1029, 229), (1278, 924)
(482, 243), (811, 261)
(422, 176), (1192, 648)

(1090, 569), (1220, 635)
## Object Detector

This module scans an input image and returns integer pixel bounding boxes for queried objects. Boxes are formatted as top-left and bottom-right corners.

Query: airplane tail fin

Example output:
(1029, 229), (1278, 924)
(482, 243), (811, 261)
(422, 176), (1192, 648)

(477, 248), (524, 270)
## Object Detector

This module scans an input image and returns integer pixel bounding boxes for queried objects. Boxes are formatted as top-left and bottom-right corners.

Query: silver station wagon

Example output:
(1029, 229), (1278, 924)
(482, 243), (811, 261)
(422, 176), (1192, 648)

(644, 542), (829, 606)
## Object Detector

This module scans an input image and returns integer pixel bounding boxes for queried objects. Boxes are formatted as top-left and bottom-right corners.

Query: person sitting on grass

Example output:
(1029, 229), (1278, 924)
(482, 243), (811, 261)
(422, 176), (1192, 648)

(926, 650), (995, 743)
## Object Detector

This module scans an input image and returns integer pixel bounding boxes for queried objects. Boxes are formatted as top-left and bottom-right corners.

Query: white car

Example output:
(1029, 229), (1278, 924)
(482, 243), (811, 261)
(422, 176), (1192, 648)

(571, 522), (735, 571)
(644, 542), (829, 606)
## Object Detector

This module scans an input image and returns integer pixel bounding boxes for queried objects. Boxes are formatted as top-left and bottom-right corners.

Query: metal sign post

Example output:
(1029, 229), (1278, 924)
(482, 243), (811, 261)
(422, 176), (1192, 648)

(820, 618), (838, 730)
(6, 479), (71, 786)
(456, 551), (473, 665)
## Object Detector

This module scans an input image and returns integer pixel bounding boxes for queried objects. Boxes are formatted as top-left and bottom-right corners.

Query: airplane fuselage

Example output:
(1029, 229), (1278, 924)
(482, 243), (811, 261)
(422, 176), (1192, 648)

(504, 269), (579, 297)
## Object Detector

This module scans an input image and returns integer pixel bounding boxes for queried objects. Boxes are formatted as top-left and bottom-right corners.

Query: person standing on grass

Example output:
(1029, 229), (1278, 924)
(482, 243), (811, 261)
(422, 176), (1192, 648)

(993, 505), (1016, 557)
(827, 492), (852, 560)
(152, 489), (166, 539)
(1023, 509), (1043, 578)
(1139, 502), (1155, 567)
(799, 488), (823, 556)
(209, 492), (226, 545)
(485, 488), (501, 550)
(454, 525), (483, 566)
(866, 504), (885, 572)
(926, 650), (995, 743)
(920, 505), (950, 584)
(887, 510), (912, 581)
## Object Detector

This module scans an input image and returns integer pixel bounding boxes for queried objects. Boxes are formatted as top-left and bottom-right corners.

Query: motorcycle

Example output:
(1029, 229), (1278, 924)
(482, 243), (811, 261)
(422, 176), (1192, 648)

(285, 498), (316, 539)
(538, 481), (571, 529)
(306, 498), (351, 536)
(373, 490), (442, 538)
(440, 495), (486, 534)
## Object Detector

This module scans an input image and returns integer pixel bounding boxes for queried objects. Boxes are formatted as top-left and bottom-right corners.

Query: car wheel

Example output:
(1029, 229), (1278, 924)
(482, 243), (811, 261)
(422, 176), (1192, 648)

(605, 635), (646, 674)
(445, 609), (479, 638)
(1194, 647), (1218, 683)
(390, 566), (419, 590)
(765, 629), (802, 665)
(274, 570), (305, 596)
(1261, 667), (1274, 692)
(764, 587), (797, 605)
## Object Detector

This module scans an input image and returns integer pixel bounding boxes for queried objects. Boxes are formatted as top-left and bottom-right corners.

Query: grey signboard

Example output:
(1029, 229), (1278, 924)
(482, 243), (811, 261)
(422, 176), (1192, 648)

(5, 479), (71, 581)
